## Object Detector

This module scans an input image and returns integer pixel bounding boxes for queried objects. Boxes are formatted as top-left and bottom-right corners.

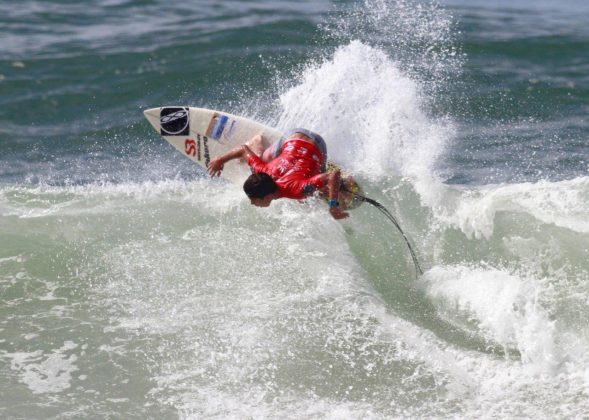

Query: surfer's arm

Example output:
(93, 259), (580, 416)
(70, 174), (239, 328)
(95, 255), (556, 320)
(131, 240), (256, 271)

(317, 170), (349, 220)
(207, 144), (255, 177)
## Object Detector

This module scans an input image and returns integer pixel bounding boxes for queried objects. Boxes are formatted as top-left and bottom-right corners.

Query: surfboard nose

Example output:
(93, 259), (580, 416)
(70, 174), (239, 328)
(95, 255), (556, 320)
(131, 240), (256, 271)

(143, 108), (161, 133)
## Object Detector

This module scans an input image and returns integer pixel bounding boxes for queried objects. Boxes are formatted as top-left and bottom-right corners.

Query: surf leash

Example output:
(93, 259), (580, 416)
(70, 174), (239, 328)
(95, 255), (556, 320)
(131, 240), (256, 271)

(343, 187), (424, 278)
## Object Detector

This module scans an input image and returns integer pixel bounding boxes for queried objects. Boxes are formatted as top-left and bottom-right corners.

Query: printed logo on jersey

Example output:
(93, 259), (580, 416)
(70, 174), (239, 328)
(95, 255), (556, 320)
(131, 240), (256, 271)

(160, 107), (189, 136)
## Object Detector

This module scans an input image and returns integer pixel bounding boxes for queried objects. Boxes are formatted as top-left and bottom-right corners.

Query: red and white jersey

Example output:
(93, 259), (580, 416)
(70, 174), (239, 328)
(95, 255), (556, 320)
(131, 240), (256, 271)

(246, 139), (325, 199)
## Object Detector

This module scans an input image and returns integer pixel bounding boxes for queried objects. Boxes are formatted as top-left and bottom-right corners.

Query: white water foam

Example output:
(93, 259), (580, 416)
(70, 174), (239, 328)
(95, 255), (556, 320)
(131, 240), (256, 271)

(3, 341), (79, 394)
(2, 174), (586, 417)
(420, 265), (558, 370)
(436, 176), (589, 240)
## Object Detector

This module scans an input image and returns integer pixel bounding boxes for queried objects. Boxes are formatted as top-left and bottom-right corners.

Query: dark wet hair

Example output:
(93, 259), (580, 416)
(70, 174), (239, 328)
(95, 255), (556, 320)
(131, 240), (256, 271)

(243, 172), (278, 198)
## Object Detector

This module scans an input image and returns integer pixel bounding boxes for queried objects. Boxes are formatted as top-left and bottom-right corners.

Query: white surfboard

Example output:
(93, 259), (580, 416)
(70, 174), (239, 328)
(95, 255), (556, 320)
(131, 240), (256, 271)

(143, 106), (282, 183)
(144, 106), (365, 209)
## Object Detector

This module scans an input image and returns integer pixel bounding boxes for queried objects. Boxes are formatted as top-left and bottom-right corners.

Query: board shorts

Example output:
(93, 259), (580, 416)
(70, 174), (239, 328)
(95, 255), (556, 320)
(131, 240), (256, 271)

(263, 128), (328, 173)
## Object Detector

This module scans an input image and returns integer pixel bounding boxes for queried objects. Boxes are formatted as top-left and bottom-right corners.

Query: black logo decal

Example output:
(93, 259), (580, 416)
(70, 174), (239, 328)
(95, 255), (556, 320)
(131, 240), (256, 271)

(160, 107), (189, 136)
(203, 135), (210, 166)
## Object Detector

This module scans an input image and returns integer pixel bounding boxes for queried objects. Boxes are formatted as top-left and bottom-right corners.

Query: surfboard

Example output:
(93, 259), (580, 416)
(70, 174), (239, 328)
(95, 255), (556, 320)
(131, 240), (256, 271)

(143, 106), (364, 209)
(143, 106), (282, 183)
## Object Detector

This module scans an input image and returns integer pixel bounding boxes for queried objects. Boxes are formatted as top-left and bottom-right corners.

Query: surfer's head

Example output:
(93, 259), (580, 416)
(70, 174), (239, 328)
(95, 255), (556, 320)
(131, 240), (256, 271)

(243, 172), (278, 207)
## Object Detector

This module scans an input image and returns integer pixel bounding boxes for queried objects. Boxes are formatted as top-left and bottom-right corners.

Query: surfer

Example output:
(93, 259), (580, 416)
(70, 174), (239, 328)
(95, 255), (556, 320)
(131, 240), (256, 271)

(207, 129), (350, 219)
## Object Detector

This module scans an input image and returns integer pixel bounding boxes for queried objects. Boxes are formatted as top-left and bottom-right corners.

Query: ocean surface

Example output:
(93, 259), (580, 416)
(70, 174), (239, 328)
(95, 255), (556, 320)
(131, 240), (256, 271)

(1, 0), (588, 418)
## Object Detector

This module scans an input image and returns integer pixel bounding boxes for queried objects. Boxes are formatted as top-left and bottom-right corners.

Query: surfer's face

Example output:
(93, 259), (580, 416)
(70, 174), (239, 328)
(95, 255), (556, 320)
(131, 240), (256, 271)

(250, 195), (273, 207)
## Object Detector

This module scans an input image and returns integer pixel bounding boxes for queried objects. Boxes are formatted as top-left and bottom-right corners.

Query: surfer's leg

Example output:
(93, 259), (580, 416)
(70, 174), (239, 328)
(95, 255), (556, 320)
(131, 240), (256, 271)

(262, 137), (285, 162)
(245, 134), (266, 158)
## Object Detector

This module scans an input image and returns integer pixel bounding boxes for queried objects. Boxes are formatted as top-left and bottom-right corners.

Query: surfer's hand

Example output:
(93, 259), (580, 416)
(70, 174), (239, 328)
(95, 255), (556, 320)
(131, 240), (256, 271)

(208, 158), (224, 177)
(329, 207), (349, 220)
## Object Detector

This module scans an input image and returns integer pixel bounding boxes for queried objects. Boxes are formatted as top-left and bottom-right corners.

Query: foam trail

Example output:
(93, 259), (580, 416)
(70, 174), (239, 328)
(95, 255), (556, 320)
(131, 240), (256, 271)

(419, 266), (558, 369)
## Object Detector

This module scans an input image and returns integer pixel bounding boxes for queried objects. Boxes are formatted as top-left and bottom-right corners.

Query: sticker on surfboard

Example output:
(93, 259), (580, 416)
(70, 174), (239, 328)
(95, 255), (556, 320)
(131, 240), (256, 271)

(183, 135), (210, 165)
(206, 112), (234, 141)
(160, 107), (189, 136)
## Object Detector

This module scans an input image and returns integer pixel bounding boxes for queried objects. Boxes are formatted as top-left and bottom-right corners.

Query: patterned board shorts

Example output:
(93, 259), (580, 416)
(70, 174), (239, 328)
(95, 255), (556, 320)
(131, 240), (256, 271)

(265, 128), (328, 172)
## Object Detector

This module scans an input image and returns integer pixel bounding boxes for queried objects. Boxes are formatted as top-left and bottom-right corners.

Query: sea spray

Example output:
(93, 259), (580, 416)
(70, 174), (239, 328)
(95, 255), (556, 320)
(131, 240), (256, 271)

(276, 41), (451, 184)
(2, 0), (589, 418)
(324, 0), (463, 89)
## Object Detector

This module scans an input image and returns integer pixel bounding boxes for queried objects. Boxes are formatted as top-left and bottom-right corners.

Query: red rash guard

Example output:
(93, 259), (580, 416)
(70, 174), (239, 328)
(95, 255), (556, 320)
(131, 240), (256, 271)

(246, 139), (325, 199)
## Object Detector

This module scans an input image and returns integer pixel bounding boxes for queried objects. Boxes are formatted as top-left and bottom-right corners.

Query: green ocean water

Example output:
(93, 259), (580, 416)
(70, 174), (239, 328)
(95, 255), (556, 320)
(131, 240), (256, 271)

(1, 0), (588, 418)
